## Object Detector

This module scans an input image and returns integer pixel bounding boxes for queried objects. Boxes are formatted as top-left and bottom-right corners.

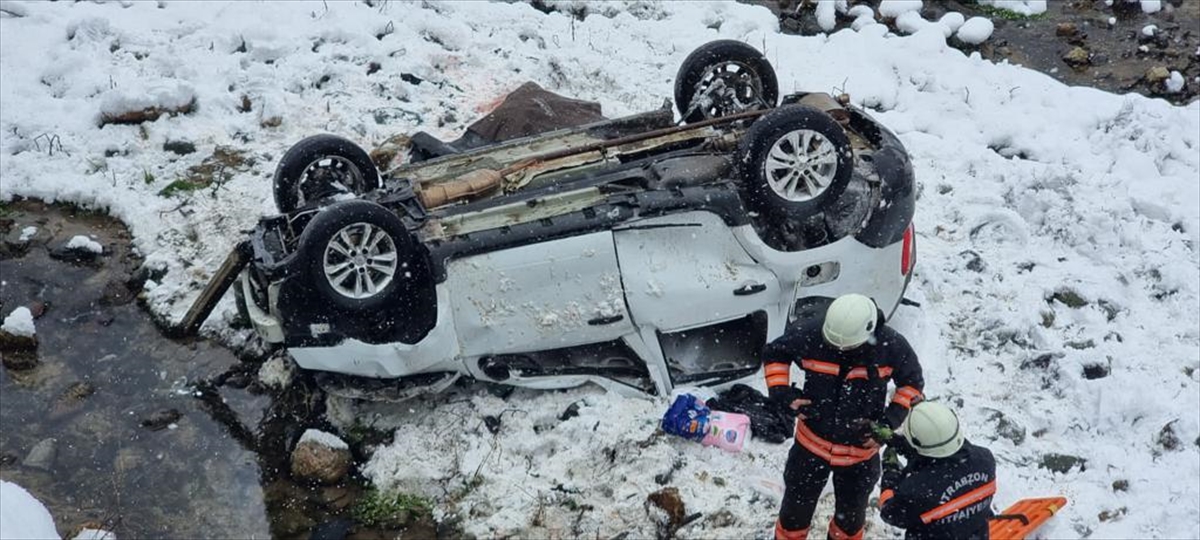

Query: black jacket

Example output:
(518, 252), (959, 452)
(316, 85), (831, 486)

(763, 316), (923, 446)
(880, 442), (997, 540)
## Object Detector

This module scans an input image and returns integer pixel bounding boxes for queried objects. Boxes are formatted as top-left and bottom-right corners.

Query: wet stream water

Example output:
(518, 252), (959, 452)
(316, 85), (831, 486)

(0, 201), (381, 539)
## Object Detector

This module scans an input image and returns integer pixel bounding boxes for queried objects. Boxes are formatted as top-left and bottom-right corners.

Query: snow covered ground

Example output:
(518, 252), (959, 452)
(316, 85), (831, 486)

(2, 1), (1197, 538)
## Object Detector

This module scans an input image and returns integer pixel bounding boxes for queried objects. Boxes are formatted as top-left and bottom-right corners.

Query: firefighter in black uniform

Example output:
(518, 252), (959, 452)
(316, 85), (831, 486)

(764, 294), (925, 540)
(879, 401), (997, 540)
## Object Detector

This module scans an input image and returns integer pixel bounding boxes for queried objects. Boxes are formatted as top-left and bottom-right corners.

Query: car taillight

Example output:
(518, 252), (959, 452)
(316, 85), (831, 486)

(901, 223), (915, 275)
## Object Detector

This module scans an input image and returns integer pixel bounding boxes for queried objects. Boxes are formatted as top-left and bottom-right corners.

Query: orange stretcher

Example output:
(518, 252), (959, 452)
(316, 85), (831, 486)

(988, 496), (1069, 540)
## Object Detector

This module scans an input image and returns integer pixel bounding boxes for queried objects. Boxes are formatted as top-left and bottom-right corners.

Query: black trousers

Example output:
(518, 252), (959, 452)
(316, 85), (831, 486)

(778, 442), (881, 535)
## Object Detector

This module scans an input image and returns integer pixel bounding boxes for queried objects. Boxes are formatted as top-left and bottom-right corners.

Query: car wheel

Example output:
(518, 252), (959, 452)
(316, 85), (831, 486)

(674, 40), (779, 124)
(273, 134), (381, 214)
(298, 200), (414, 312)
(737, 104), (853, 221)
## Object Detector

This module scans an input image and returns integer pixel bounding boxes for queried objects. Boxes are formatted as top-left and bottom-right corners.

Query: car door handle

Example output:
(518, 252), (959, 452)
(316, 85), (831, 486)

(587, 314), (625, 326)
(733, 283), (767, 296)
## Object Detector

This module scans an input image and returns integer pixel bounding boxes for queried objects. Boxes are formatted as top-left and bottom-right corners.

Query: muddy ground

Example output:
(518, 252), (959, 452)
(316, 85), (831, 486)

(747, 0), (1199, 105)
(0, 200), (434, 540)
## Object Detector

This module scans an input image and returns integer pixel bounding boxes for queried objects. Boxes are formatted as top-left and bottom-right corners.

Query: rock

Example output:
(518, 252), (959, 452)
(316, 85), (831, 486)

(646, 487), (686, 529)
(559, 401), (582, 421)
(257, 354), (295, 390)
(1049, 288), (1088, 308)
(1112, 479), (1129, 492)
(1082, 363), (1110, 380)
(28, 301), (47, 319)
(0, 452), (18, 467)
(0, 331), (38, 355)
(482, 415), (501, 434)
(1039, 453), (1086, 474)
(50, 240), (102, 264)
(140, 408), (182, 431)
(1063, 47), (1091, 67)
(1055, 23), (1078, 37)
(706, 508), (737, 528)
(1098, 507), (1127, 522)
(986, 409), (1026, 445)
(290, 429), (351, 484)
(319, 486), (355, 512)
(23, 438), (57, 471)
(162, 140), (196, 155)
(99, 279), (134, 306)
(1156, 421), (1182, 451)
(49, 381), (96, 419)
(1145, 66), (1171, 84)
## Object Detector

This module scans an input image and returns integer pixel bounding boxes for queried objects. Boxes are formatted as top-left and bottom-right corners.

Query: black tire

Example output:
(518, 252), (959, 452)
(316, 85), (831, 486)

(736, 105), (853, 220)
(273, 134), (380, 214)
(297, 200), (416, 312)
(674, 40), (779, 124)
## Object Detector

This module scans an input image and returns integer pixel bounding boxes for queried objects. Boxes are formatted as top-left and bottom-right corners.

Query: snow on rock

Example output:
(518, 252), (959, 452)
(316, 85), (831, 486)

(1, 306), (36, 337)
(97, 78), (196, 125)
(815, 0), (837, 32)
(258, 353), (295, 389)
(18, 225), (36, 241)
(877, 0), (923, 19)
(955, 16), (995, 45)
(1140, 0), (1162, 14)
(291, 428), (351, 484)
(299, 428), (349, 450)
(1141, 24), (1158, 37)
(0, 481), (59, 540)
(938, 11), (966, 33)
(1165, 70), (1185, 93)
(65, 234), (103, 253)
(979, 0), (1048, 16)
(847, 4), (875, 31)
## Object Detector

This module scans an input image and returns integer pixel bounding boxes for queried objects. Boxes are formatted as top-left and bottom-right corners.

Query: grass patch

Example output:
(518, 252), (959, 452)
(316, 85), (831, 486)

(972, 4), (1048, 21)
(157, 146), (251, 198)
(352, 489), (432, 528)
(143, 169), (155, 184)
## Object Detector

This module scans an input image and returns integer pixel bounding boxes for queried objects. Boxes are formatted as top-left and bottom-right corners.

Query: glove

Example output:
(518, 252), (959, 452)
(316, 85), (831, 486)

(853, 419), (894, 448)
(881, 447), (903, 491)
(768, 385), (808, 418)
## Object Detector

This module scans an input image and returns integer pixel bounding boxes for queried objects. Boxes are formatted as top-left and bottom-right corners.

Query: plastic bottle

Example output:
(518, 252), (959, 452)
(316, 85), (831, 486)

(701, 410), (751, 452)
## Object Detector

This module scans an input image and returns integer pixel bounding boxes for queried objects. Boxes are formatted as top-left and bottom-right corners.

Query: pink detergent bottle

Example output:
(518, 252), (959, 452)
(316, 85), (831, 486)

(700, 410), (751, 452)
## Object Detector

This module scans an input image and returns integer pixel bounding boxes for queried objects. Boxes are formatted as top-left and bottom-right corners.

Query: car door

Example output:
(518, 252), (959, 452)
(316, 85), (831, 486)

(445, 231), (635, 357)
(613, 211), (782, 333)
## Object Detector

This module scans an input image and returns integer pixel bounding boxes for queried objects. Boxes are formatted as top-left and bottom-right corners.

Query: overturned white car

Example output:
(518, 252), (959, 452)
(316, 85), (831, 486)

(184, 40), (916, 400)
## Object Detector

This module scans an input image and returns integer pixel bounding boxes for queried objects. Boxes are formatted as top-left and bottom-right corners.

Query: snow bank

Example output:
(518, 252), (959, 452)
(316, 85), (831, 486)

(878, 0), (923, 19)
(2, 306), (36, 337)
(1166, 71), (1185, 93)
(299, 428), (349, 450)
(0, 481), (59, 540)
(956, 17), (995, 45)
(65, 234), (103, 253)
(1, 1), (1197, 538)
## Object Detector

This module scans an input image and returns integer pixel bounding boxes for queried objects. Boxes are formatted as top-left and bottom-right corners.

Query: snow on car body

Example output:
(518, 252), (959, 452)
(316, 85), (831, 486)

(228, 41), (917, 399)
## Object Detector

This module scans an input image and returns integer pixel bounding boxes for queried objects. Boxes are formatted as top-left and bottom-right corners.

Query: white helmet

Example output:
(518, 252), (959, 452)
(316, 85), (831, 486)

(902, 401), (965, 459)
(821, 294), (878, 350)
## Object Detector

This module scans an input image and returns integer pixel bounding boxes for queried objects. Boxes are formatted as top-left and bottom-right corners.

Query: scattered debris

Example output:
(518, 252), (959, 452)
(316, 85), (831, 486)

(140, 408), (182, 431)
